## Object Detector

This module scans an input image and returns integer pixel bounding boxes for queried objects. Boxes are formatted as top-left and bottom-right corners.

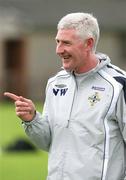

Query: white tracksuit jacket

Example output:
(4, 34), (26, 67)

(23, 53), (126, 180)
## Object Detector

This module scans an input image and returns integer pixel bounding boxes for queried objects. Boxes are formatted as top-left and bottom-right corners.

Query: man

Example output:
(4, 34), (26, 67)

(4, 12), (126, 180)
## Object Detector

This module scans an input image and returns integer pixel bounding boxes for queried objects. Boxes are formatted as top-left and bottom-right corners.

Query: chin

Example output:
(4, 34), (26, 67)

(62, 62), (74, 71)
(63, 66), (73, 72)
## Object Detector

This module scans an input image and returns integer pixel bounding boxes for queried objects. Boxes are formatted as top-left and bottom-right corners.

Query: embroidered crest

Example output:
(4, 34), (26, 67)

(88, 92), (101, 106)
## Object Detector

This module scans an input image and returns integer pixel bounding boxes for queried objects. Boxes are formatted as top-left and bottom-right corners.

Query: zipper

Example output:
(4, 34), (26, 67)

(66, 73), (78, 128)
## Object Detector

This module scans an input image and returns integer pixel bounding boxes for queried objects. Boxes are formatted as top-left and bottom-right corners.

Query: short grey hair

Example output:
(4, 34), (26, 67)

(57, 12), (100, 52)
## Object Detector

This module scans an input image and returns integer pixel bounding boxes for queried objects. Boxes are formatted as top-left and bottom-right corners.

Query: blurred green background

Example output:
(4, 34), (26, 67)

(0, 102), (48, 180)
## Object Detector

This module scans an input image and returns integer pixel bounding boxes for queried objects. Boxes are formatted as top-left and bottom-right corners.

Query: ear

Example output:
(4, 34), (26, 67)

(84, 38), (94, 51)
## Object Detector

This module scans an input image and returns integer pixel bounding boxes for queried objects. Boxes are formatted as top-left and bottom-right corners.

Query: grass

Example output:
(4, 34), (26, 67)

(0, 102), (48, 180)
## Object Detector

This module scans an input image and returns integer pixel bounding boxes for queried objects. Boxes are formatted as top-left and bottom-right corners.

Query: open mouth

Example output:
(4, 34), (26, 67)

(62, 55), (71, 60)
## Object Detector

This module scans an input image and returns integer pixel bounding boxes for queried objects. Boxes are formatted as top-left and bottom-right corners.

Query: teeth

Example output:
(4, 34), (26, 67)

(63, 56), (70, 59)
(60, 54), (71, 59)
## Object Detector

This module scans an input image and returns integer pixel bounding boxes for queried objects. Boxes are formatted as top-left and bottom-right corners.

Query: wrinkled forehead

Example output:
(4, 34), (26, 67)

(55, 28), (81, 41)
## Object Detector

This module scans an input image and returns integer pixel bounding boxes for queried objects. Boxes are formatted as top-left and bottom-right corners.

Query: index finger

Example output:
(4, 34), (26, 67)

(4, 92), (19, 101)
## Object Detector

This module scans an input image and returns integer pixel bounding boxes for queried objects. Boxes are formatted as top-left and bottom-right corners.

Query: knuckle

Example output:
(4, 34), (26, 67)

(16, 107), (19, 112)
(28, 99), (32, 103)
(15, 100), (20, 106)
(16, 112), (20, 117)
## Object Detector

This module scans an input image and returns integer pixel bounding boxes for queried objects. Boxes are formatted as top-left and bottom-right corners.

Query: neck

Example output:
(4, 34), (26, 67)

(75, 53), (99, 74)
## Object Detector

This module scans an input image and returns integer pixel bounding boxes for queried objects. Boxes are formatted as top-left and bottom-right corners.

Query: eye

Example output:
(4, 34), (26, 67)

(56, 39), (60, 44)
(55, 39), (71, 46)
(63, 41), (71, 45)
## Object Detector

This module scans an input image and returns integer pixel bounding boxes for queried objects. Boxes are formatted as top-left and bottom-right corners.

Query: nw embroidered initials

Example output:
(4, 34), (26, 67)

(53, 88), (68, 96)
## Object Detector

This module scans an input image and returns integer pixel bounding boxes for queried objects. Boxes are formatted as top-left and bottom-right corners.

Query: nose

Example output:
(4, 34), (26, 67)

(56, 42), (64, 55)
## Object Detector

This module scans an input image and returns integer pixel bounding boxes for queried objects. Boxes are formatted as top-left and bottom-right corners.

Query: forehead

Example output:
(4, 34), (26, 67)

(56, 29), (79, 40)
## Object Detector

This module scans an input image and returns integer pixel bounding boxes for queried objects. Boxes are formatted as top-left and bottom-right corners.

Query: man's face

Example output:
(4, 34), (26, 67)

(55, 29), (88, 73)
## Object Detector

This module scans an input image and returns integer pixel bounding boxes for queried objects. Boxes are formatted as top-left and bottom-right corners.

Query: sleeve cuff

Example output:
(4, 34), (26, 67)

(22, 111), (42, 125)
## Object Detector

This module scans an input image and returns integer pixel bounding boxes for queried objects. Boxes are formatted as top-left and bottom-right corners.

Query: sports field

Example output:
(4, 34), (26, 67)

(0, 102), (48, 180)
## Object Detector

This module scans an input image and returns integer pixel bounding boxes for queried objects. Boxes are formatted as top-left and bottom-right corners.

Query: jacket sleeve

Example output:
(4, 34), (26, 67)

(115, 89), (126, 143)
(22, 102), (52, 152)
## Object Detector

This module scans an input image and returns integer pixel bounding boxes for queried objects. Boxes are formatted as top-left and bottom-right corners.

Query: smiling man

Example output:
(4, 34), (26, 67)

(55, 28), (98, 73)
(4, 12), (126, 180)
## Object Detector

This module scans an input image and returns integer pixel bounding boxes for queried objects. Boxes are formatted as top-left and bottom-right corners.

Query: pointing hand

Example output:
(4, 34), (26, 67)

(4, 92), (36, 122)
